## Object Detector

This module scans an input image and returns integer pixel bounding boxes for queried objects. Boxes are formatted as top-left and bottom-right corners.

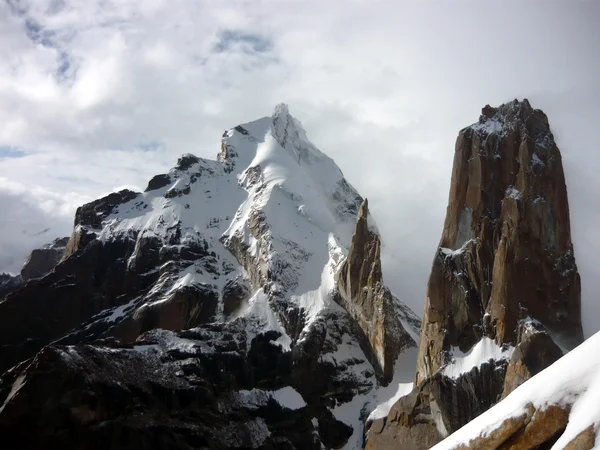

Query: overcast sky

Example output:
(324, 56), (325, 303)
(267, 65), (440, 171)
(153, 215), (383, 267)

(1, 0), (599, 336)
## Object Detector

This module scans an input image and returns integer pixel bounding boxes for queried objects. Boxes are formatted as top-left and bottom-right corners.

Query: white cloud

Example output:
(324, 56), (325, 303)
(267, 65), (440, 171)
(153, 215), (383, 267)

(0, 0), (599, 336)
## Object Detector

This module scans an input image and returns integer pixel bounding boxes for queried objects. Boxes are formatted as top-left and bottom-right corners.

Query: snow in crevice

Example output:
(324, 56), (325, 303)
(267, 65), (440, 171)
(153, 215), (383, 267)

(367, 347), (418, 421)
(505, 186), (522, 201)
(532, 152), (545, 166)
(231, 386), (307, 411)
(472, 118), (504, 136)
(442, 337), (514, 379)
(440, 238), (475, 258)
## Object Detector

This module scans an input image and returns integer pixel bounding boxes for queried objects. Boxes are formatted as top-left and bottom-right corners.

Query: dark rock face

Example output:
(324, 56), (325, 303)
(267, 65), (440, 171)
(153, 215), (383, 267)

(145, 173), (171, 191)
(366, 100), (583, 449)
(0, 106), (421, 449)
(0, 325), (332, 450)
(336, 199), (416, 383)
(20, 237), (69, 281)
(0, 273), (21, 298)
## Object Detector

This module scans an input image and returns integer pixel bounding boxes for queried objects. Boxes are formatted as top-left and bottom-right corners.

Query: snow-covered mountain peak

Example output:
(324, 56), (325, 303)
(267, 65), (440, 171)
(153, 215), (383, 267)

(0, 106), (421, 450)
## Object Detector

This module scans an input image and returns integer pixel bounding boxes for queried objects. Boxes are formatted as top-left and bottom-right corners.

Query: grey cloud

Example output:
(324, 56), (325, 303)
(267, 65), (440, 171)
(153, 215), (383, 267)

(0, 0), (598, 339)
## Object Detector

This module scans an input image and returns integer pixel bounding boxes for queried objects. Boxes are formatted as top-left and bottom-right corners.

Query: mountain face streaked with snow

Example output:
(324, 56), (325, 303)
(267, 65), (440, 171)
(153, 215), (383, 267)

(1, 100), (594, 450)
(0, 105), (420, 450)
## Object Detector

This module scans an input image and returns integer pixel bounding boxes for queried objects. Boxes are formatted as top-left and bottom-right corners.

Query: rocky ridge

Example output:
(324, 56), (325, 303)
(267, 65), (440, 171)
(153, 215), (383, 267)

(0, 105), (420, 449)
(336, 199), (418, 383)
(0, 236), (68, 298)
(366, 99), (583, 449)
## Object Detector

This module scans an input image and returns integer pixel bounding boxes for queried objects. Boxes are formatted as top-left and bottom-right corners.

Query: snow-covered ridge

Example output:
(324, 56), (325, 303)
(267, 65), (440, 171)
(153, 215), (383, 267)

(442, 337), (514, 379)
(433, 331), (600, 449)
(86, 104), (364, 333)
(59, 104), (420, 449)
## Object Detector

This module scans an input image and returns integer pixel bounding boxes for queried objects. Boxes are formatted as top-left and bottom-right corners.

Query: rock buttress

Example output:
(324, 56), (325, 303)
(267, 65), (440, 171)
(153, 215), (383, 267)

(366, 99), (583, 449)
(336, 198), (416, 383)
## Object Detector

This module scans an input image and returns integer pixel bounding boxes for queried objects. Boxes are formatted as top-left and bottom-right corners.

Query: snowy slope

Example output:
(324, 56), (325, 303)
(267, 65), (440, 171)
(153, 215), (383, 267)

(58, 104), (420, 449)
(433, 331), (600, 449)
(87, 104), (362, 336)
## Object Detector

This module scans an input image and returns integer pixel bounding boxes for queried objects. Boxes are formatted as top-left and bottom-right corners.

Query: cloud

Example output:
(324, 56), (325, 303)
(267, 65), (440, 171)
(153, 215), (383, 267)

(0, 177), (81, 273)
(0, 0), (599, 336)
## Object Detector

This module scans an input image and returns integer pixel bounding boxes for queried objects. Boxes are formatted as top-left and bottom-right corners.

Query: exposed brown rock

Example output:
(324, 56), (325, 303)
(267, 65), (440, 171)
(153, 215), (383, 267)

(563, 426), (596, 450)
(436, 403), (575, 450)
(417, 99), (582, 384)
(451, 405), (535, 450)
(366, 100), (583, 449)
(498, 405), (569, 449)
(502, 324), (563, 397)
(335, 199), (416, 382)
(366, 380), (444, 450)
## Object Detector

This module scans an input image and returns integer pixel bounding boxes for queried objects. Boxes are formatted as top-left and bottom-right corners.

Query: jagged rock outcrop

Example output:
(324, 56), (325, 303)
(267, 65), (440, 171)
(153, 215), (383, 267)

(336, 199), (417, 382)
(0, 105), (420, 449)
(20, 237), (69, 281)
(366, 99), (583, 449)
(0, 273), (21, 298)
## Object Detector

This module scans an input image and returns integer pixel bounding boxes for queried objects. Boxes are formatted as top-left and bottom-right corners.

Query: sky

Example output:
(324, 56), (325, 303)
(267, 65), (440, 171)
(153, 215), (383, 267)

(1, 0), (599, 336)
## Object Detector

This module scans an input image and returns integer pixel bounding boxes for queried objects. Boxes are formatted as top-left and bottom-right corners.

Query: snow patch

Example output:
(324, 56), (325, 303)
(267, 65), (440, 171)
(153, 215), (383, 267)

(234, 386), (306, 410)
(442, 337), (514, 379)
(440, 238), (474, 258)
(532, 153), (544, 166)
(505, 186), (521, 200)
(271, 386), (307, 410)
(472, 119), (503, 135)
(240, 289), (292, 350)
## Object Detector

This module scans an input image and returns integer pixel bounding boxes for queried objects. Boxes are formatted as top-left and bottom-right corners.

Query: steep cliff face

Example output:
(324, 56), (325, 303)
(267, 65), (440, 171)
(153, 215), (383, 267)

(417, 99), (582, 383)
(336, 199), (418, 382)
(0, 105), (419, 450)
(366, 99), (583, 449)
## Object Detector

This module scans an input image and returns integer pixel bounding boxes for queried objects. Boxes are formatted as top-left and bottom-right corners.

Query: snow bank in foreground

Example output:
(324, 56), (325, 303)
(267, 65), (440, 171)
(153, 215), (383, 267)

(442, 337), (514, 379)
(432, 331), (600, 450)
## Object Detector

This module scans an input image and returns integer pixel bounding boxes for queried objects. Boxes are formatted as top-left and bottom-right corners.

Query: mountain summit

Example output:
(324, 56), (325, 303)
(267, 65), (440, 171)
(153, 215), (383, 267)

(366, 99), (583, 449)
(0, 105), (419, 449)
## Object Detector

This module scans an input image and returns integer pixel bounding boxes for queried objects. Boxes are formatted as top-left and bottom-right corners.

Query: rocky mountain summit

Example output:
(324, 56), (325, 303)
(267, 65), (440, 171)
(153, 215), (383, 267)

(366, 99), (583, 449)
(0, 99), (588, 450)
(0, 105), (420, 449)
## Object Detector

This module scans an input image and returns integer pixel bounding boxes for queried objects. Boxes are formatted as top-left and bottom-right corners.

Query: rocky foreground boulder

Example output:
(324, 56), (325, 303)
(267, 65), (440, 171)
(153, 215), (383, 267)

(431, 330), (600, 450)
(366, 99), (583, 449)
(0, 105), (420, 449)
